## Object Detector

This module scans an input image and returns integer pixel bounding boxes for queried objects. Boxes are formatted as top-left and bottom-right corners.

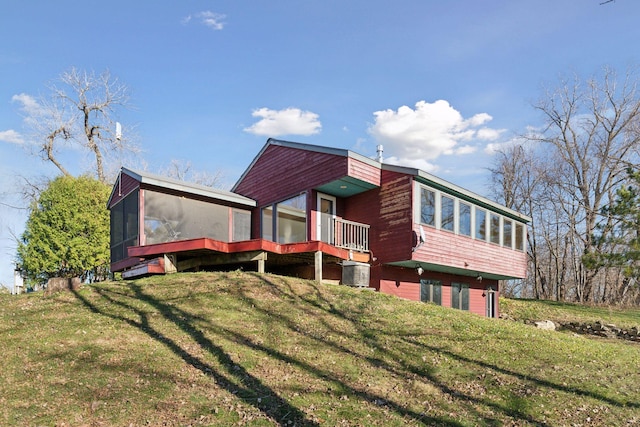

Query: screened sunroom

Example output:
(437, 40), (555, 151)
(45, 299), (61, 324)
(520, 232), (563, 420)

(108, 168), (256, 270)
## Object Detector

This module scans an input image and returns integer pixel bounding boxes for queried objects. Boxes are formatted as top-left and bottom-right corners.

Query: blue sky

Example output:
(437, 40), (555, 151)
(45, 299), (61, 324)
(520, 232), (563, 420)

(1, 0), (638, 288)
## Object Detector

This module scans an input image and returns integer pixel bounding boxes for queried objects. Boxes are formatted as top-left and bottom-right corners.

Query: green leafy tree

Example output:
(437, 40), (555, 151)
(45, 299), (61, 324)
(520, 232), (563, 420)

(17, 175), (111, 285)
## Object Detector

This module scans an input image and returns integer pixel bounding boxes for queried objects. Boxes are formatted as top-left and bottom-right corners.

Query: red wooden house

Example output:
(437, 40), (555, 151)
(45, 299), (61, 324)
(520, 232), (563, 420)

(108, 139), (530, 317)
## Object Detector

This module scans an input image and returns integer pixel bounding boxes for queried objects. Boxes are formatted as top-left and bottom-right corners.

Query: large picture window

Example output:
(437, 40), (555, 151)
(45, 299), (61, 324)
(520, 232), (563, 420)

(276, 194), (306, 244)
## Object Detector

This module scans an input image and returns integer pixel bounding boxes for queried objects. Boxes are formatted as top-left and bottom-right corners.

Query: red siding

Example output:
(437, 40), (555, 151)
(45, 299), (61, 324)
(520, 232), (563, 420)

(234, 145), (349, 204)
(348, 157), (381, 186)
(380, 280), (420, 300)
(341, 167), (526, 280)
(346, 170), (414, 262)
(108, 172), (139, 208)
(373, 264), (500, 317)
(412, 225), (528, 279)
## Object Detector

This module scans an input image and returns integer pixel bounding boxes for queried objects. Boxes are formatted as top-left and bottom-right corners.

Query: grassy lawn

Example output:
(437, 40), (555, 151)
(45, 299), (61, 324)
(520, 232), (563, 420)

(1, 271), (638, 426)
(501, 297), (640, 328)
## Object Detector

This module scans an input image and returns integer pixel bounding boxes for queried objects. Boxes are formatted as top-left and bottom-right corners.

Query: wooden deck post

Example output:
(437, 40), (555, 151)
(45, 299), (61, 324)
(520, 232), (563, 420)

(164, 254), (177, 273)
(314, 250), (323, 283)
(257, 257), (265, 273)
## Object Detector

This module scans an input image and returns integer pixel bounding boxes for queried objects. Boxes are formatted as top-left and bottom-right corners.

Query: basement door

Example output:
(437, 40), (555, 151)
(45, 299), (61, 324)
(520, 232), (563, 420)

(486, 285), (497, 318)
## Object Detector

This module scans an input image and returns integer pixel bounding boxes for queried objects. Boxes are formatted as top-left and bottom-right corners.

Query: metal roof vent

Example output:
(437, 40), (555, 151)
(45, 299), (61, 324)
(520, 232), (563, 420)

(376, 144), (384, 163)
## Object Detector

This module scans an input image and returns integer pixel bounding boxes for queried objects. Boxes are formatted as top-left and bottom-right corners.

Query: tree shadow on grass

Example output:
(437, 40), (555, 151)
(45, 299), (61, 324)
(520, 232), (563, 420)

(242, 274), (545, 426)
(401, 336), (640, 410)
(73, 278), (472, 426)
(72, 271), (632, 426)
(244, 273), (639, 425)
(128, 281), (466, 426)
(72, 285), (319, 426)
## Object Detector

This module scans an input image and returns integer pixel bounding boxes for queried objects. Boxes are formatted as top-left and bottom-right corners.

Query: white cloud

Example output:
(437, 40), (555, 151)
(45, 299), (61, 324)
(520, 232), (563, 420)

(368, 100), (503, 168)
(12, 93), (42, 116)
(453, 145), (477, 155)
(385, 156), (439, 173)
(183, 11), (226, 30)
(467, 112), (492, 127)
(0, 130), (24, 145)
(476, 127), (505, 140)
(244, 107), (322, 136)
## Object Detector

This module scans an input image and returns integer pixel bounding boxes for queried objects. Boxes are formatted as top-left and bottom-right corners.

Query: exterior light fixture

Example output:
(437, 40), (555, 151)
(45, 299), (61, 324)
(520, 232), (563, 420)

(416, 266), (424, 275)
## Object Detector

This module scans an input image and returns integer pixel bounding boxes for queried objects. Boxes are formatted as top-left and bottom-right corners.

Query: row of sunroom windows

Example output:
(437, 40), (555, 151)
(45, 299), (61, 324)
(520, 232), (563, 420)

(419, 186), (526, 251)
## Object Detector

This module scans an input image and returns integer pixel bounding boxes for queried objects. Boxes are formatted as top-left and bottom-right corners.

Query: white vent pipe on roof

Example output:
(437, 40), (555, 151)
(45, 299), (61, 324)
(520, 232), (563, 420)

(376, 144), (383, 163)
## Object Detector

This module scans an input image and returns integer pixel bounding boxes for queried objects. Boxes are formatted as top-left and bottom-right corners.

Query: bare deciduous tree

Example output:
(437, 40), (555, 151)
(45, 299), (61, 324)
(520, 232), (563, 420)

(162, 159), (225, 188)
(490, 66), (640, 304)
(18, 67), (137, 183)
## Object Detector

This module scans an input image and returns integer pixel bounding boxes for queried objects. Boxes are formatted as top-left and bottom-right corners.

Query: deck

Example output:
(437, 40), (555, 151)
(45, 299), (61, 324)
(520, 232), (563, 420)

(117, 237), (370, 280)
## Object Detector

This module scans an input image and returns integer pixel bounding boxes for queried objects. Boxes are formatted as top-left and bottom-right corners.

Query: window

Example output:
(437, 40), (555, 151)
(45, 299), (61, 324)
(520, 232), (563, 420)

(144, 190), (230, 244)
(420, 188), (436, 226)
(515, 223), (524, 251)
(441, 195), (454, 232)
(262, 206), (273, 241)
(490, 213), (501, 245)
(475, 208), (486, 241)
(262, 193), (307, 244)
(416, 184), (526, 252)
(276, 194), (307, 244)
(503, 219), (513, 248)
(459, 202), (471, 236)
(420, 279), (442, 305)
(451, 282), (469, 310)
(233, 210), (251, 242)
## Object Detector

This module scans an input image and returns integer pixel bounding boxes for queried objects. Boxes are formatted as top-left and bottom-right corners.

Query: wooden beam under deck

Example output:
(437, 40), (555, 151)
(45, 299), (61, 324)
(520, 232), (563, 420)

(176, 250), (267, 272)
